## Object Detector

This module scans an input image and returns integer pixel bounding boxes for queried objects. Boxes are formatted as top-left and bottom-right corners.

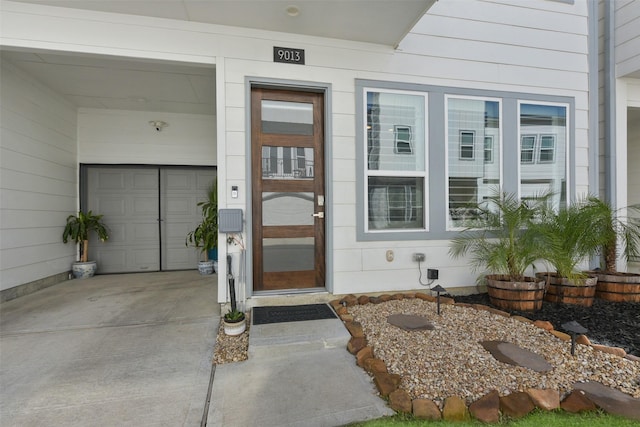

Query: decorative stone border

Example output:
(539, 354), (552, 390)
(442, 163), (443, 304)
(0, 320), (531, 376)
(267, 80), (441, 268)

(330, 292), (639, 422)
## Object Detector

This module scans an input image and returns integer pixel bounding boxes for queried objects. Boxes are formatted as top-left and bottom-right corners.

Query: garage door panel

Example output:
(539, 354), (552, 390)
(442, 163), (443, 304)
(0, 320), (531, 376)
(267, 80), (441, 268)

(132, 172), (158, 189)
(95, 172), (126, 190)
(88, 167), (160, 273)
(132, 223), (159, 240)
(162, 169), (216, 270)
(134, 249), (160, 266)
(95, 198), (127, 216)
(166, 198), (194, 215)
(197, 173), (214, 189)
(132, 197), (158, 215)
(86, 166), (215, 273)
(170, 221), (194, 235)
(165, 173), (191, 190)
(104, 223), (126, 242)
(96, 249), (127, 272)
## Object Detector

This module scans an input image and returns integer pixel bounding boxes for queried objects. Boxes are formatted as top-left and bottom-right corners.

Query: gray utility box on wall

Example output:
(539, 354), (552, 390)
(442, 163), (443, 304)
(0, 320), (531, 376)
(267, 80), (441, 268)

(219, 209), (243, 233)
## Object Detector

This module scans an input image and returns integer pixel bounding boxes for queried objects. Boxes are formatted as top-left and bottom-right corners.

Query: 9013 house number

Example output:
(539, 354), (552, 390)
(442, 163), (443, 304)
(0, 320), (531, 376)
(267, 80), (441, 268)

(273, 47), (305, 65)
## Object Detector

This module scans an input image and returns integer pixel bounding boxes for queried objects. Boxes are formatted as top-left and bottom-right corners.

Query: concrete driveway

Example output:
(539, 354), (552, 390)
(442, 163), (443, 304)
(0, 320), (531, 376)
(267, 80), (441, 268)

(0, 271), (219, 426)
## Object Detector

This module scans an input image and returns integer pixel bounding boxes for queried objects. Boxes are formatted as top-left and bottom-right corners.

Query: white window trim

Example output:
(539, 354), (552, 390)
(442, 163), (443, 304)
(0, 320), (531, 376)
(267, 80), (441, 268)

(484, 135), (494, 163)
(516, 100), (571, 201)
(355, 79), (574, 242)
(520, 134), (537, 164)
(445, 94), (503, 231)
(394, 125), (413, 154)
(538, 134), (556, 163)
(363, 88), (429, 233)
(459, 130), (475, 160)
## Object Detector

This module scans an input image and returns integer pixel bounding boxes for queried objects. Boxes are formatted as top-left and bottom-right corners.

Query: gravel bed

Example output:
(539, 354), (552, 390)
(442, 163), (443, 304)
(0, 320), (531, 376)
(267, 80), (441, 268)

(453, 293), (640, 357)
(213, 315), (250, 365)
(348, 298), (640, 405)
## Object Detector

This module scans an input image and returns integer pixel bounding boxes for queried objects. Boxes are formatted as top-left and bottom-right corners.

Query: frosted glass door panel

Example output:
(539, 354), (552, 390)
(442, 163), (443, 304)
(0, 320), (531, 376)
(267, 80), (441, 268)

(263, 192), (314, 226)
(263, 238), (315, 272)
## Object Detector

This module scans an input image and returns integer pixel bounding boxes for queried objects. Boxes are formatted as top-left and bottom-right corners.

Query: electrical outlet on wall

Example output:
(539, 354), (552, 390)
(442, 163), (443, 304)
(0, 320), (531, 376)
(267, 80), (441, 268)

(413, 253), (425, 262)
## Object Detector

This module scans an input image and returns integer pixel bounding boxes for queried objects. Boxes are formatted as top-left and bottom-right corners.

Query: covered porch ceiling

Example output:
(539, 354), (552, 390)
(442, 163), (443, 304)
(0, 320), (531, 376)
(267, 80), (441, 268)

(9, 0), (436, 47)
(2, 0), (435, 115)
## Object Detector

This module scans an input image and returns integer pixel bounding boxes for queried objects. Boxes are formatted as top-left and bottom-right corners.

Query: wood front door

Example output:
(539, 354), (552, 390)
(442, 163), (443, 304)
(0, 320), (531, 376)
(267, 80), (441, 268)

(251, 88), (325, 291)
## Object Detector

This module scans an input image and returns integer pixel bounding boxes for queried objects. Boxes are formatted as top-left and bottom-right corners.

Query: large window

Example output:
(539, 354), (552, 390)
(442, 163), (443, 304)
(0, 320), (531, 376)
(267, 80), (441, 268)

(365, 90), (427, 231)
(519, 103), (567, 210)
(356, 80), (573, 241)
(446, 97), (501, 229)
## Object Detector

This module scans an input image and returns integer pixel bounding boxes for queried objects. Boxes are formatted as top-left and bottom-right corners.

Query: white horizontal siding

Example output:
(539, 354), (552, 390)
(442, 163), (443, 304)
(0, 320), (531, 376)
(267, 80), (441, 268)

(78, 109), (216, 165)
(615, 0), (640, 77)
(0, 0), (593, 296)
(219, 1), (591, 294)
(0, 60), (78, 290)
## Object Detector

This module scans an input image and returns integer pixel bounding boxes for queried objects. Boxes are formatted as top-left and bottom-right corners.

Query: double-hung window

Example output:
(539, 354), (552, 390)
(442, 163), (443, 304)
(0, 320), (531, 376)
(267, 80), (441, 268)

(365, 89), (428, 232)
(539, 135), (556, 163)
(446, 96), (501, 229)
(520, 135), (536, 164)
(356, 79), (573, 240)
(459, 131), (475, 160)
(519, 102), (567, 209)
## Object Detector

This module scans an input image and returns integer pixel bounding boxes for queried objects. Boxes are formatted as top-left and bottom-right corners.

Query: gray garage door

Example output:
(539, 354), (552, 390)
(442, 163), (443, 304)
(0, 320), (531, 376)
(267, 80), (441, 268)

(85, 166), (216, 273)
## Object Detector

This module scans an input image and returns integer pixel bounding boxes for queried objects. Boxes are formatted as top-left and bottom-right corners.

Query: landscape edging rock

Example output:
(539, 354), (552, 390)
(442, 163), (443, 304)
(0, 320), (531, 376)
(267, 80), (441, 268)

(331, 292), (635, 423)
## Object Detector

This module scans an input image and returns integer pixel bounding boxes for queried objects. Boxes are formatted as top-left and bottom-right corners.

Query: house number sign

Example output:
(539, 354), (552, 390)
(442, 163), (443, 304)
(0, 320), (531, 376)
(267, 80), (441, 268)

(273, 46), (305, 65)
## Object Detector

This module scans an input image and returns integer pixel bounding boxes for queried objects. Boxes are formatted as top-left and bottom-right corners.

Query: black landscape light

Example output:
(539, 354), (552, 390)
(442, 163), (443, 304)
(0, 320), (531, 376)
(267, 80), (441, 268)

(562, 321), (588, 356)
(432, 285), (447, 315)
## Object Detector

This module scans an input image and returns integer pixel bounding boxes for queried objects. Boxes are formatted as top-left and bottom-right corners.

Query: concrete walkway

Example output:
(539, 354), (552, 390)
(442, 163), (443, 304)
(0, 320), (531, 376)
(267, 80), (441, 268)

(1, 272), (393, 427)
(0, 271), (218, 426)
(208, 318), (394, 426)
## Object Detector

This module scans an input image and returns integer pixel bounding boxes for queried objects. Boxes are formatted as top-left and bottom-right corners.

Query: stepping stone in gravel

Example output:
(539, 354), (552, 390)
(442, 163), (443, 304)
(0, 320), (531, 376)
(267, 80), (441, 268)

(387, 314), (435, 331)
(481, 341), (553, 372)
(574, 381), (640, 421)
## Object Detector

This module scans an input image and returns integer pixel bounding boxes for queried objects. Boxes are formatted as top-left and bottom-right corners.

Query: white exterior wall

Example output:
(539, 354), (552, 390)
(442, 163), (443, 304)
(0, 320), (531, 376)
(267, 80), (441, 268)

(615, 0), (640, 79)
(610, 1), (640, 272)
(627, 81), (640, 208)
(221, 0), (591, 295)
(0, 60), (78, 290)
(78, 109), (216, 165)
(0, 0), (592, 299)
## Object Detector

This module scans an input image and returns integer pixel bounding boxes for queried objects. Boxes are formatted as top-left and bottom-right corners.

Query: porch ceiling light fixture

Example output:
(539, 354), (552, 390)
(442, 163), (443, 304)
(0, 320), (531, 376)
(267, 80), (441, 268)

(149, 120), (168, 132)
(285, 5), (300, 16)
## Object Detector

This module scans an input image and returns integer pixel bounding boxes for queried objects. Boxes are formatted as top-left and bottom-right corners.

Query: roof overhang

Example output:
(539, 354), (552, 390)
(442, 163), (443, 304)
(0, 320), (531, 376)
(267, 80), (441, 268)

(9, 0), (437, 47)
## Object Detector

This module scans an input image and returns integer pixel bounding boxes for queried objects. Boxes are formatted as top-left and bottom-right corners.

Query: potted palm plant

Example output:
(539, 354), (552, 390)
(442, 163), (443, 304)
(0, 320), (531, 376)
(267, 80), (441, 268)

(62, 210), (109, 279)
(186, 180), (218, 274)
(533, 198), (603, 307)
(586, 198), (640, 302)
(449, 191), (548, 311)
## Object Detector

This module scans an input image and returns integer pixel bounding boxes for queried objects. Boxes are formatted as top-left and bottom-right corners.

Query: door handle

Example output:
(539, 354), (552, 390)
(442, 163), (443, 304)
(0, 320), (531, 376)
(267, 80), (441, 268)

(311, 212), (324, 219)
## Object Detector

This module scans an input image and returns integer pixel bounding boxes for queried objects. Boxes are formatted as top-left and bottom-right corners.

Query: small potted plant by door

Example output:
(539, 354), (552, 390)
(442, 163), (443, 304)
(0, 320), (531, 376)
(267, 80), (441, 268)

(586, 198), (640, 302)
(223, 308), (246, 336)
(534, 198), (602, 307)
(186, 181), (218, 274)
(62, 210), (109, 279)
(449, 190), (548, 311)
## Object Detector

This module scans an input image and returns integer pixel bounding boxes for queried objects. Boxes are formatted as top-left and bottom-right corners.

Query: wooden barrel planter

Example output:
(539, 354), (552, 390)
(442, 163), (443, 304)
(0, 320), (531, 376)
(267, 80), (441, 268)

(485, 275), (546, 311)
(537, 273), (597, 307)
(593, 272), (640, 302)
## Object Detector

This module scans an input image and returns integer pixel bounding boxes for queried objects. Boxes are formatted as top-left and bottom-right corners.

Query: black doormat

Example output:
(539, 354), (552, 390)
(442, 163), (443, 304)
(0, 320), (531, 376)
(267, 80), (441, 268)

(252, 303), (337, 325)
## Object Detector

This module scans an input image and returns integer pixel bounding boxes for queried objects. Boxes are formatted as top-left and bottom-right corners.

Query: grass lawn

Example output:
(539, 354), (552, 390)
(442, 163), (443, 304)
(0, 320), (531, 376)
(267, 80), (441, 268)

(343, 410), (640, 426)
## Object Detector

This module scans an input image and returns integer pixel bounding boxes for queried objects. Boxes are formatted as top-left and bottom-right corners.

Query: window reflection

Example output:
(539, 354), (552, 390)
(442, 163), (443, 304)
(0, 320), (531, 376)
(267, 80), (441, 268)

(262, 147), (314, 179)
